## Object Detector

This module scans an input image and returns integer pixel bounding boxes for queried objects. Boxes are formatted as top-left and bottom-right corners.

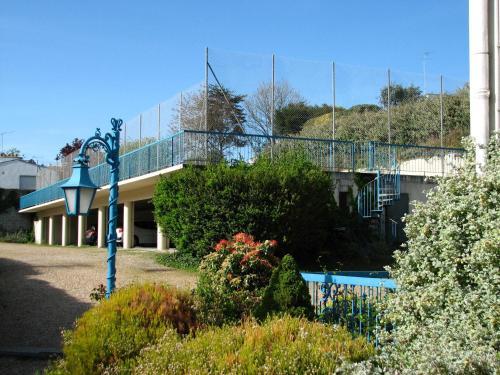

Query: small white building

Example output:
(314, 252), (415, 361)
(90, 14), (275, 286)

(0, 157), (39, 190)
(0, 157), (44, 233)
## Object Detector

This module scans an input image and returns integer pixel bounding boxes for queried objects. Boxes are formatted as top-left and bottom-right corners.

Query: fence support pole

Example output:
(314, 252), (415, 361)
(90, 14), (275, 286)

(387, 69), (391, 144)
(124, 123), (127, 152)
(205, 48), (209, 161)
(271, 53), (275, 137)
(157, 103), (161, 170)
(332, 61), (336, 170)
(139, 113), (143, 147)
(205, 47), (208, 132)
(179, 92), (183, 131)
(332, 61), (336, 140)
(440, 75), (444, 148)
(440, 75), (445, 175)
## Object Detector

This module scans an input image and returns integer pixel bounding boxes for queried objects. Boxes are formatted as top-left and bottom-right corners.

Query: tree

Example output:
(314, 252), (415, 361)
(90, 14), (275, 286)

(55, 138), (83, 161)
(253, 254), (314, 321)
(275, 102), (331, 135)
(379, 83), (422, 108)
(244, 81), (302, 136)
(171, 84), (246, 161)
(172, 84), (246, 133)
(0, 148), (21, 157)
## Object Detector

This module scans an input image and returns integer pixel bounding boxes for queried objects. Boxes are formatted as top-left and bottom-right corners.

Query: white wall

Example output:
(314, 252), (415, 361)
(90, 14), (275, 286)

(0, 159), (40, 190)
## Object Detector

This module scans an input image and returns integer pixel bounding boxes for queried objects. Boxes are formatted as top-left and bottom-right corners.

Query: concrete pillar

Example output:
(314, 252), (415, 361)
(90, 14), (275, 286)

(123, 201), (135, 249)
(61, 214), (69, 246)
(34, 218), (43, 245)
(157, 223), (170, 251)
(469, 0), (492, 168)
(48, 216), (55, 245)
(97, 206), (107, 248)
(77, 215), (86, 247)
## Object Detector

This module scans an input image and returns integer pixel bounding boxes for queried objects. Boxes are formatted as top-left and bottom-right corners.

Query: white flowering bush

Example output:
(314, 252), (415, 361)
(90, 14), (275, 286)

(369, 136), (500, 374)
(341, 137), (500, 375)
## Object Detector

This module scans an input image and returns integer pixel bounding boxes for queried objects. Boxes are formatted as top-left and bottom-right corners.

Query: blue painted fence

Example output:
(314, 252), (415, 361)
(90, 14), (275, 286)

(301, 271), (396, 345)
(20, 130), (464, 209)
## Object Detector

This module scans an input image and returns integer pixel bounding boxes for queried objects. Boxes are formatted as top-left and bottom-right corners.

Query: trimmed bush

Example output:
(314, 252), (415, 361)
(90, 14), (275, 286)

(133, 316), (375, 374)
(254, 254), (314, 321)
(153, 149), (336, 265)
(47, 284), (197, 374)
(0, 230), (34, 243)
(196, 233), (279, 326)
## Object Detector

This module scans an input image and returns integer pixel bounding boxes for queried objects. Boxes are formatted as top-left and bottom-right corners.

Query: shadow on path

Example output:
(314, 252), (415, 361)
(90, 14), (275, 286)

(0, 257), (91, 350)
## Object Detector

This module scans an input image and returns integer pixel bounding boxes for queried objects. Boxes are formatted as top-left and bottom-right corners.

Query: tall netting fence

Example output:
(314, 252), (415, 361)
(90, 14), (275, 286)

(205, 48), (470, 148)
(36, 82), (204, 188)
(35, 49), (469, 189)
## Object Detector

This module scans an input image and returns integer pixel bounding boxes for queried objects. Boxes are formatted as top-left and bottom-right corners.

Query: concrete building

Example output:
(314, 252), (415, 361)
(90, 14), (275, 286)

(18, 133), (463, 250)
(0, 157), (40, 232)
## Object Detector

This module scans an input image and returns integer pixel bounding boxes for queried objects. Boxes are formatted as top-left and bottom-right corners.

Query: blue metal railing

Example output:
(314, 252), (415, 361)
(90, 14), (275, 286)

(364, 142), (464, 175)
(20, 130), (465, 210)
(20, 132), (186, 209)
(301, 272), (396, 345)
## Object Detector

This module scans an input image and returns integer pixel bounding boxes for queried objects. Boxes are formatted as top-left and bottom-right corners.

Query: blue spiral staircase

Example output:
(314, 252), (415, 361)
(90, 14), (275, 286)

(357, 165), (401, 239)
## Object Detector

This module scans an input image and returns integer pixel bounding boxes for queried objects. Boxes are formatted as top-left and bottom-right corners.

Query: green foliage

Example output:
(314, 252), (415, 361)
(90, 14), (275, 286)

(88, 284), (106, 302)
(275, 102), (332, 135)
(0, 188), (19, 214)
(47, 284), (197, 375)
(155, 252), (200, 272)
(379, 83), (422, 108)
(0, 229), (34, 243)
(153, 149), (336, 264)
(132, 316), (375, 374)
(207, 84), (246, 133)
(360, 136), (500, 374)
(301, 85), (469, 147)
(196, 233), (279, 326)
(254, 254), (314, 321)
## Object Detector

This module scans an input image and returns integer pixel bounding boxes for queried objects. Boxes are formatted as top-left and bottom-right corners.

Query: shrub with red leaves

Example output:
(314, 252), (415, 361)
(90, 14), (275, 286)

(196, 233), (279, 325)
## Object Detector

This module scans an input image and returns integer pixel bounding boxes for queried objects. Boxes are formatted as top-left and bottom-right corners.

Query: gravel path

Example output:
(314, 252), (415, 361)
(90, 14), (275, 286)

(0, 242), (197, 374)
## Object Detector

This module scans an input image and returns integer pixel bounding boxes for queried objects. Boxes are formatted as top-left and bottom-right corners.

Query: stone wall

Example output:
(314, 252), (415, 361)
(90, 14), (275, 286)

(0, 206), (33, 233)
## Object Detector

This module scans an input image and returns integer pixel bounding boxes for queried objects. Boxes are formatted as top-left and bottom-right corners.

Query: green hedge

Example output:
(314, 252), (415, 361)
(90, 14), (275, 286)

(153, 149), (336, 265)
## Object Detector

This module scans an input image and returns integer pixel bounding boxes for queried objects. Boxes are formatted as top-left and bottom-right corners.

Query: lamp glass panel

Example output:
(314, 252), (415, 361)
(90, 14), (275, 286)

(79, 188), (96, 215)
(63, 188), (77, 215)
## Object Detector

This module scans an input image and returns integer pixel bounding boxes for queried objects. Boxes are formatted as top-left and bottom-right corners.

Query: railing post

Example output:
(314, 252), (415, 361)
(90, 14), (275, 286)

(171, 136), (174, 166)
(376, 170), (381, 210)
(147, 146), (151, 172)
(368, 141), (375, 170)
(351, 142), (356, 172)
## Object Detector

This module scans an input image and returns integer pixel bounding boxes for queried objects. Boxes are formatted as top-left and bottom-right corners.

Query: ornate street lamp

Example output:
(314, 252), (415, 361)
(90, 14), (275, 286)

(61, 118), (122, 298)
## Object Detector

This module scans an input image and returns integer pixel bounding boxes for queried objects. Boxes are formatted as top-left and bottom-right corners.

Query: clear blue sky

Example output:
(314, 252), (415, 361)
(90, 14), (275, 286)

(1, 0), (469, 164)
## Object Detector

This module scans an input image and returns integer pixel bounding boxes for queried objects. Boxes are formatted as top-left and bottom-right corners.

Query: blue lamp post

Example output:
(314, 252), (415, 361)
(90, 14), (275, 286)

(61, 118), (122, 298)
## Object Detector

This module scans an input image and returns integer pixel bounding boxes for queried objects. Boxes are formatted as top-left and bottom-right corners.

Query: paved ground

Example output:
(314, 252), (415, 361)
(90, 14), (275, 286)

(0, 243), (197, 374)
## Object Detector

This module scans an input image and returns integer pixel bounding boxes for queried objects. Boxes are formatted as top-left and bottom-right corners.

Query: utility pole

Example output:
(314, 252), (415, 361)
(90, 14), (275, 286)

(423, 52), (430, 96)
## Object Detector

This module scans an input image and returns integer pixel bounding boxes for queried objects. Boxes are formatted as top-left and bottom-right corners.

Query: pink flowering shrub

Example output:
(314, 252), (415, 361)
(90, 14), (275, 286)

(195, 233), (279, 325)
